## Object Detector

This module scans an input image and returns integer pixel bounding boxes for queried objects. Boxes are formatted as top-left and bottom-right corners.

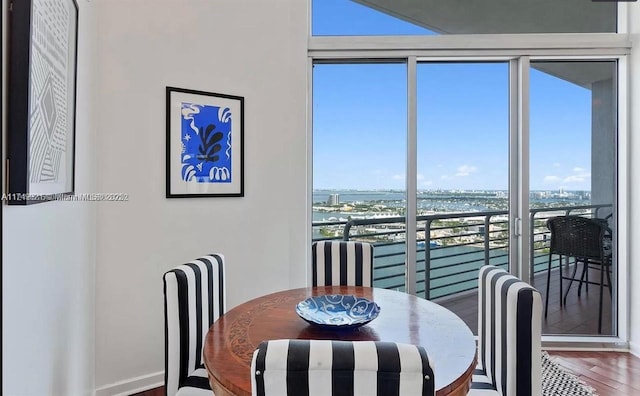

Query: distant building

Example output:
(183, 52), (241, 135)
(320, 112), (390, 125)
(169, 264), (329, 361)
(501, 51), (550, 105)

(327, 194), (340, 205)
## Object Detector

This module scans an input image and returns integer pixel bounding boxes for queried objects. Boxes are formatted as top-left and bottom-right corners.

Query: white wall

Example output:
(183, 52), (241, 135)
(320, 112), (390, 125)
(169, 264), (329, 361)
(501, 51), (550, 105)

(1, 1), (97, 395)
(93, 0), (309, 392)
(627, 2), (640, 356)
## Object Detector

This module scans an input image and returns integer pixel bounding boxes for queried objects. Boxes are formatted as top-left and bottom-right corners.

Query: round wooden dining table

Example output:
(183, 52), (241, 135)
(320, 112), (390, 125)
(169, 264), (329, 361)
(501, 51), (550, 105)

(203, 286), (476, 396)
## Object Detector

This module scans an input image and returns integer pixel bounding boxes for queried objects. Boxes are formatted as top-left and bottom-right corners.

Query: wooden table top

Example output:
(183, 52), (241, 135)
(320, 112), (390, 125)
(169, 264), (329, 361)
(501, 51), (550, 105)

(203, 286), (476, 396)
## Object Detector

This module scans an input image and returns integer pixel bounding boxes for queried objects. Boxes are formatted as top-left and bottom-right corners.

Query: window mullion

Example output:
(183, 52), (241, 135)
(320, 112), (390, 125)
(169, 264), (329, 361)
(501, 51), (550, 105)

(406, 56), (418, 295)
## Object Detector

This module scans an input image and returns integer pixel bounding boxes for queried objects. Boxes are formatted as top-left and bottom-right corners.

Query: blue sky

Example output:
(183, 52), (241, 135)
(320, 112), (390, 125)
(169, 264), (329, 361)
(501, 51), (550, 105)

(312, 0), (596, 192)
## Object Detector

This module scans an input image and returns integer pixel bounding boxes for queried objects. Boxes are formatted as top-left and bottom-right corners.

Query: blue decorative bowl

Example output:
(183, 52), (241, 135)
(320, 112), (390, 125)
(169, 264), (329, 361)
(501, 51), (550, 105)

(295, 294), (381, 330)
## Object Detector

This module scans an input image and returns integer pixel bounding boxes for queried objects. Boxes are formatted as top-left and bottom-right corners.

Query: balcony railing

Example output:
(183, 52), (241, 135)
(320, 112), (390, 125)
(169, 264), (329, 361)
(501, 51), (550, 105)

(312, 204), (612, 300)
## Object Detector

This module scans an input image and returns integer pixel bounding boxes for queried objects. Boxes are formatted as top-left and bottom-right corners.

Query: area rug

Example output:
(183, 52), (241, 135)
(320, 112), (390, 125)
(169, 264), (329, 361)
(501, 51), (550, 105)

(542, 351), (598, 396)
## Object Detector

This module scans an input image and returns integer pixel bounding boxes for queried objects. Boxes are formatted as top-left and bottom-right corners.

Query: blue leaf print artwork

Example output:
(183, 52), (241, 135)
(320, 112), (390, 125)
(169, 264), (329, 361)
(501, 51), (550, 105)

(180, 103), (232, 183)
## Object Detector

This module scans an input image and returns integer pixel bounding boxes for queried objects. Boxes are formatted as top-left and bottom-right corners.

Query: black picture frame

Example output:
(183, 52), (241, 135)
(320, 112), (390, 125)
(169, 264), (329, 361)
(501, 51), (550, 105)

(166, 87), (244, 198)
(7, 0), (79, 205)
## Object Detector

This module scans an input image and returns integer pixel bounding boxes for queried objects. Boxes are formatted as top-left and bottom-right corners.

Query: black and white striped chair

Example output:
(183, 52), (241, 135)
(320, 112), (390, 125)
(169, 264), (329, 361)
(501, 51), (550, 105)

(311, 241), (374, 286)
(250, 339), (435, 396)
(470, 265), (542, 396)
(163, 254), (226, 396)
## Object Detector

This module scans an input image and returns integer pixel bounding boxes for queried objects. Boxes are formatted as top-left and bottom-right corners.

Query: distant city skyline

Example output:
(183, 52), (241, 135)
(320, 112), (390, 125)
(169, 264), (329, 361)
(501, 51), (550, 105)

(313, 187), (590, 192)
(312, 0), (594, 193)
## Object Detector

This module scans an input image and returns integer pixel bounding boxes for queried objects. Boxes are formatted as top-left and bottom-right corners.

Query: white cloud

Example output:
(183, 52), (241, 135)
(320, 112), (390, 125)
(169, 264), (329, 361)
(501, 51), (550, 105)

(564, 167), (590, 183)
(455, 165), (477, 177)
(564, 174), (589, 183)
(458, 165), (477, 173)
(544, 175), (561, 183)
(553, 162), (561, 168)
(386, 174), (426, 181)
(564, 175), (583, 183)
(420, 180), (433, 187)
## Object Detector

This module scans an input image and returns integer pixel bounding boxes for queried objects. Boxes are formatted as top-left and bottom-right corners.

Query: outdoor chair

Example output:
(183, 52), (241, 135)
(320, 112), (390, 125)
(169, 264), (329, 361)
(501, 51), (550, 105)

(544, 215), (612, 333)
(163, 254), (226, 396)
(311, 241), (374, 287)
(250, 339), (435, 396)
(470, 265), (542, 396)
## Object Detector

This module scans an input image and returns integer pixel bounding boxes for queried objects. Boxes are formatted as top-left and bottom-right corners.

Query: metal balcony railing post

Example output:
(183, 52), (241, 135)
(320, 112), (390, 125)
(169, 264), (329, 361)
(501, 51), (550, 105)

(484, 215), (491, 267)
(530, 211), (536, 286)
(425, 219), (432, 300)
(343, 220), (354, 241)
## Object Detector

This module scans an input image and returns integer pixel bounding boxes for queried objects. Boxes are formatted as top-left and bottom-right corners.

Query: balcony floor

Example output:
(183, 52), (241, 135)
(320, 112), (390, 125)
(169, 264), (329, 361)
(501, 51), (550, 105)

(436, 263), (614, 336)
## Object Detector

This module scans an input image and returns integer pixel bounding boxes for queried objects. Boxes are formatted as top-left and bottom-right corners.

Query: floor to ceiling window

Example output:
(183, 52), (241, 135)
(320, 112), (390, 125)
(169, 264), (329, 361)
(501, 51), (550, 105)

(529, 60), (618, 336)
(310, 0), (626, 341)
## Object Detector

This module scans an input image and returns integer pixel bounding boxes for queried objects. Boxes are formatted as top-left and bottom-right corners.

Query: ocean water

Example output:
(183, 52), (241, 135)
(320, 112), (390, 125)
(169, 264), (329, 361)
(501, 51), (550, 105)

(313, 189), (589, 222)
(313, 190), (504, 216)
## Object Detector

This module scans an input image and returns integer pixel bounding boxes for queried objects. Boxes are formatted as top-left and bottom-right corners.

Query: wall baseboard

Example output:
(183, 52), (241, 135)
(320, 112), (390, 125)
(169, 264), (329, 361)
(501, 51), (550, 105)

(95, 371), (163, 396)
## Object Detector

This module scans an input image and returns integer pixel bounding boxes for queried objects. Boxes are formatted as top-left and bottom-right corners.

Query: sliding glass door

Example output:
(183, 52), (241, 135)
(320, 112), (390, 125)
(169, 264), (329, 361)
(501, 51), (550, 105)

(529, 60), (617, 336)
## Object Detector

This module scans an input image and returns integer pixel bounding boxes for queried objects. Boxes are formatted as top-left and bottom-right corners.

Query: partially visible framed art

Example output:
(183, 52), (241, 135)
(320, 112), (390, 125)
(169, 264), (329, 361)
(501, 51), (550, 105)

(166, 87), (244, 198)
(6, 0), (79, 205)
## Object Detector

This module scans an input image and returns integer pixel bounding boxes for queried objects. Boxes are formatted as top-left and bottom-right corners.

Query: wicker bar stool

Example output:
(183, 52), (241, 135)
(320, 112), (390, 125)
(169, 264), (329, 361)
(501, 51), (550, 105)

(544, 215), (612, 334)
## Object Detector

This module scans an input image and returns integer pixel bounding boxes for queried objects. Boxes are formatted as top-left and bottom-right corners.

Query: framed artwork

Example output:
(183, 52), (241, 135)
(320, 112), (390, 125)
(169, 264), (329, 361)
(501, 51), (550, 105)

(166, 87), (244, 198)
(6, 0), (79, 205)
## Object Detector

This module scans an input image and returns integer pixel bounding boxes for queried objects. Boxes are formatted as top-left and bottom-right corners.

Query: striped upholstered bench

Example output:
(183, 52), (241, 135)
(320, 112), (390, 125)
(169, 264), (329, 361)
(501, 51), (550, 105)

(312, 241), (374, 287)
(163, 254), (226, 396)
(250, 339), (435, 396)
(469, 265), (542, 396)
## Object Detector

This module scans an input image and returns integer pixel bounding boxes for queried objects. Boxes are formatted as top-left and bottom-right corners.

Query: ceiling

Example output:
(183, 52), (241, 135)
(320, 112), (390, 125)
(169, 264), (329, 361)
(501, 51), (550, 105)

(353, 0), (616, 34)
(352, 0), (617, 87)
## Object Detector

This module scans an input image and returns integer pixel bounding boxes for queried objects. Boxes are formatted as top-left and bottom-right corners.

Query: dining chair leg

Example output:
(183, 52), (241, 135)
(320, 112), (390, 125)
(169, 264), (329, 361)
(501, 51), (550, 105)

(545, 253), (552, 318)
(563, 258), (581, 306)
(606, 264), (613, 298)
(586, 263), (590, 293)
(559, 255), (563, 307)
(598, 263), (605, 334)
(577, 260), (588, 297)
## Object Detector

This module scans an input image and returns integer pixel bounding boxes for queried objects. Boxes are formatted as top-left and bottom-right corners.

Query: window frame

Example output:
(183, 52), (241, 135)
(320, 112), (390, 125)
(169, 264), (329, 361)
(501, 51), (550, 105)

(307, 2), (631, 349)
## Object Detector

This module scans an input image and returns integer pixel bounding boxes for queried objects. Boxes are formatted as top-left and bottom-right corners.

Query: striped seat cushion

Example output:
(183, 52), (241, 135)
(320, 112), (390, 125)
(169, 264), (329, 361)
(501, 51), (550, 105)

(175, 366), (213, 396)
(477, 265), (542, 396)
(251, 339), (435, 396)
(164, 254), (226, 396)
(312, 241), (374, 287)
(468, 364), (499, 395)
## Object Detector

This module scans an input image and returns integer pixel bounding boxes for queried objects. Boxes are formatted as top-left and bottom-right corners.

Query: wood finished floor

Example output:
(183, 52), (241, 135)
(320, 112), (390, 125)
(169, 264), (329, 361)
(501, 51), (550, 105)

(133, 351), (640, 396)
(546, 351), (640, 396)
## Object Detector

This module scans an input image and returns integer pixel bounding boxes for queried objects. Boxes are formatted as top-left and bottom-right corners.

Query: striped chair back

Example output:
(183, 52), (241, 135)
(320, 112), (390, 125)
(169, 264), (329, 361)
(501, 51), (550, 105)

(163, 254), (226, 396)
(311, 241), (374, 287)
(477, 265), (542, 396)
(251, 339), (435, 396)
